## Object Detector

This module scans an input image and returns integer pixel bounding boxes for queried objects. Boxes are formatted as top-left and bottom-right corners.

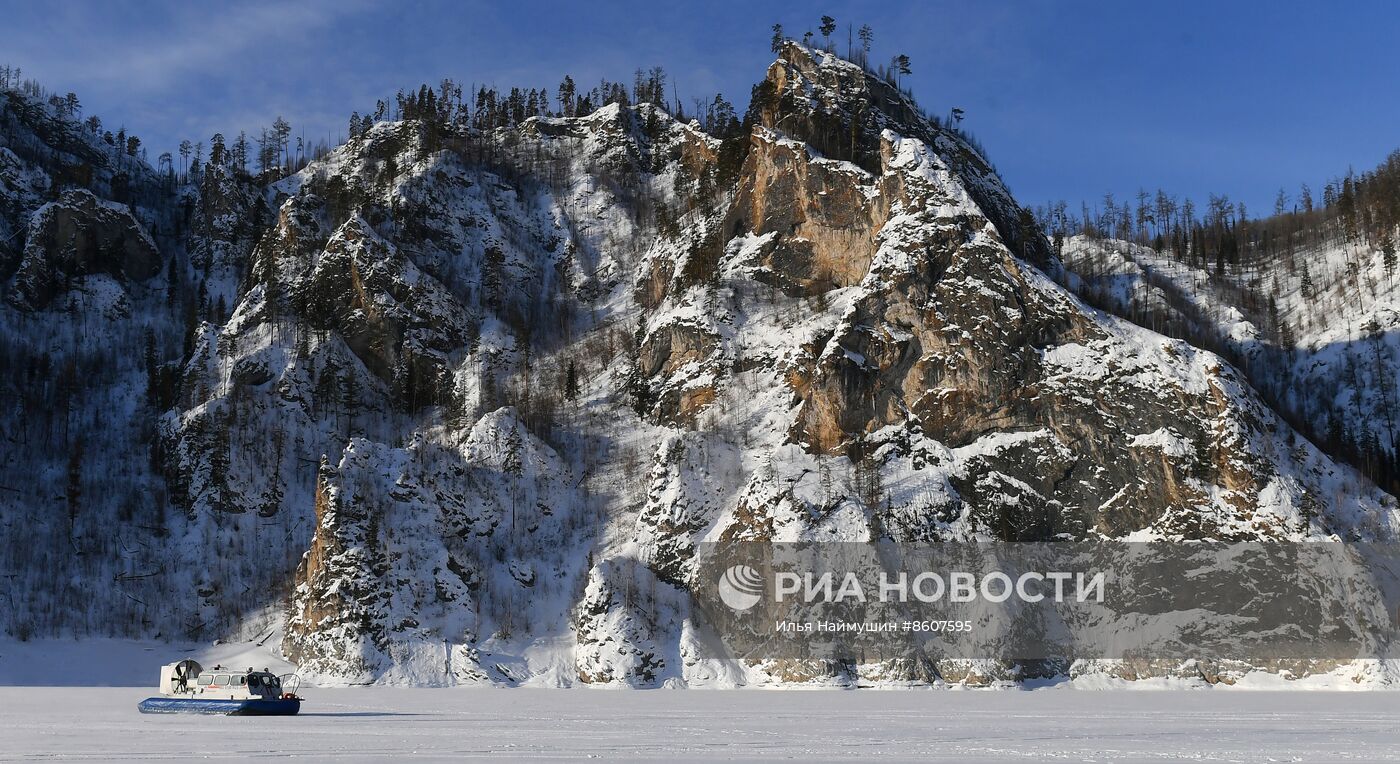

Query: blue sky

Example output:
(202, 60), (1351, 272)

(3, 0), (1398, 216)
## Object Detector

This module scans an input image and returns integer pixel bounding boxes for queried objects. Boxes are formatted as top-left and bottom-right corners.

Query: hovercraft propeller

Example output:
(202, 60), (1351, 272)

(172, 659), (202, 692)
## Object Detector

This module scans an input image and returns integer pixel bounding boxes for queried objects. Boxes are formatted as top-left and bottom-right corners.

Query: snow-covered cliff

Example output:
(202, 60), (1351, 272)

(1, 42), (1396, 687)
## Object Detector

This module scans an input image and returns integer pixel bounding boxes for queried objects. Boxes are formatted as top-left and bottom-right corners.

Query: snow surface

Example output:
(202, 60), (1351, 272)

(0, 638), (296, 686)
(2, 685), (1399, 762)
(1059, 233), (1400, 470)
(4, 626), (1399, 760)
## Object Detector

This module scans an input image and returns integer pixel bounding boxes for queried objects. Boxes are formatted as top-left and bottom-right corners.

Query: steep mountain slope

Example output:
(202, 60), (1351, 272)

(0, 89), (264, 639)
(634, 45), (1392, 543)
(165, 101), (719, 682)
(1, 42), (1395, 687)
(1061, 230), (1400, 496)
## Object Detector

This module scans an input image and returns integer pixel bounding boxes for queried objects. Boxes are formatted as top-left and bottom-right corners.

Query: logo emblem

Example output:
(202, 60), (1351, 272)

(718, 564), (764, 611)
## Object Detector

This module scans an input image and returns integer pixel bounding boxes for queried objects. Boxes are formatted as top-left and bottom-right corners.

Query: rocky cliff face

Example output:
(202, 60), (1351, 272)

(8, 189), (161, 309)
(1, 43), (1396, 687)
(1059, 233), (1400, 510)
(282, 409), (581, 684)
(636, 45), (1390, 547)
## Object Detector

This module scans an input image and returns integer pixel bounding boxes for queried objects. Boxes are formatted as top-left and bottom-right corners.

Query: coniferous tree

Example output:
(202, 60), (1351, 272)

(819, 15), (836, 49)
(272, 116), (291, 167)
(66, 438), (83, 541)
(210, 133), (226, 167)
(557, 75), (576, 117)
(1382, 231), (1397, 280)
(232, 132), (249, 172)
(564, 359), (580, 401)
(858, 24), (873, 66)
(894, 54), (911, 82)
(143, 328), (158, 403)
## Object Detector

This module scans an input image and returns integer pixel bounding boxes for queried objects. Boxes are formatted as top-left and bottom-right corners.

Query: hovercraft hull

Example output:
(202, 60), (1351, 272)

(138, 697), (301, 716)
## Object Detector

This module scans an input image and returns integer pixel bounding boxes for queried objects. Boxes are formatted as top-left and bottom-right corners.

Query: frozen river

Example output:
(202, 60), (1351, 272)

(3, 686), (1399, 762)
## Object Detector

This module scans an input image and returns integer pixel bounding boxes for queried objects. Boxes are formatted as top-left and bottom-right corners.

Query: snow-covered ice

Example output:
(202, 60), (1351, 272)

(6, 639), (1395, 761)
(1, 685), (1398, 762)
(2, 641), (1397, 764)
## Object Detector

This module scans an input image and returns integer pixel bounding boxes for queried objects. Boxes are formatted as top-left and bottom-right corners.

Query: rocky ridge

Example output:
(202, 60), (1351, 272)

(0, 42), (1396, 687)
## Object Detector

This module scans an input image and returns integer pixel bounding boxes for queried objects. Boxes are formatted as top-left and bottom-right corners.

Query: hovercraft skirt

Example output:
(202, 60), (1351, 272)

(138, 697), (301, 716)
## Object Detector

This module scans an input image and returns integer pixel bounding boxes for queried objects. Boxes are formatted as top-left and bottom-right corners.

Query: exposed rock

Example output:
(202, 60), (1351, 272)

(283, 409), (584, 685)
(7, 189), (160, 309)
(3, 42), (1398, 691)
(294, 215), (470, 406)
(710, 50), (1377, 542)
(572, 561), (667, 686)
(723, 128), (885, 295)
(634, 433), (728, 584)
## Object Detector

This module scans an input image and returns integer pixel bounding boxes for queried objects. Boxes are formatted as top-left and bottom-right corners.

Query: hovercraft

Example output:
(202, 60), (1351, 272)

(138, 659), (302, 715)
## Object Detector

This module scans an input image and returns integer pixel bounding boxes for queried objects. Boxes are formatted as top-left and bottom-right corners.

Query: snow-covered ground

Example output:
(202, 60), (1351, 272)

(4, 640), (1398, 761)
(0, 638), (296, 686)
(1, 686), (1398, 762)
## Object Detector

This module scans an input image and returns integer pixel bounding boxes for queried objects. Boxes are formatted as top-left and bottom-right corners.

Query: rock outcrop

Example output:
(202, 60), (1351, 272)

(2, 40), (1396, 690)
(635, 43), (1390, 550)
(7, 189), (160, 308)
